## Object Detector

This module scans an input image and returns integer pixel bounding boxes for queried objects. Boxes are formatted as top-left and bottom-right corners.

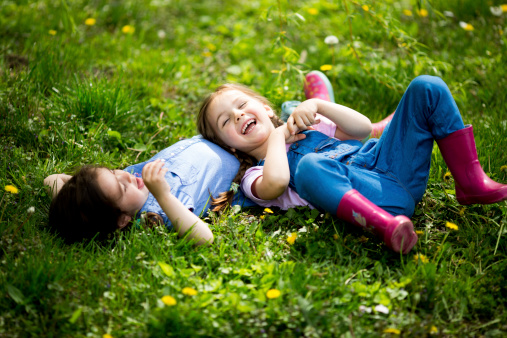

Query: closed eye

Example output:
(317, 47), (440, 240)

(239, 101), (246, 108)
(222, 118), (229, 127)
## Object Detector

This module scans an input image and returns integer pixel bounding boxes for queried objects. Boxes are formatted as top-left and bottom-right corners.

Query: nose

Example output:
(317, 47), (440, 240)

(117, 170), (132, 183)
(234, 109), (244, 122)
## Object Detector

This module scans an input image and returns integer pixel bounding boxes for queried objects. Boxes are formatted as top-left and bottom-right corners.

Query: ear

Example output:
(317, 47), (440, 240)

(264, 104), (274, 118)
(117, 214), (132, 229)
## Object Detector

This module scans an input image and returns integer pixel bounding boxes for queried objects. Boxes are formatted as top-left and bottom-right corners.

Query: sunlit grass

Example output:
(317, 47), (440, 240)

(0, 0), (506, 336)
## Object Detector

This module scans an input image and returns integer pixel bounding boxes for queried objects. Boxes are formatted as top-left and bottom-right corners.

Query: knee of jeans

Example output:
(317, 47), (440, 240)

(408, 75), (447, 96)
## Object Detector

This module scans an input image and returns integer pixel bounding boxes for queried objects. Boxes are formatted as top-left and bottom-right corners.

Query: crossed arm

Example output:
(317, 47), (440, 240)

(253, 98), (372, 201)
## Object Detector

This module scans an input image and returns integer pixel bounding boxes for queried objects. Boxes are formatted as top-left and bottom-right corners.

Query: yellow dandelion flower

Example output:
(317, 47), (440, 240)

(362, 5), (369, 11)
(459, 21), (474, 31)
(85, 18), (96, 26)
(307, 8), (318, 15)
(122, 25), (135, 34)
(48, 30), (57, 35)
(383, 328), (401, 334)
(182, 287), (198, 296)
(459, 207), (466, 216)
(445, 221), (458, 230)
(500, 165), (507, 172)
(103, 334), (113, 338)
(501, 4), (507, 12)
(5, 185), (18, 194)
(414, 253), (429, 264)
(358, 235), (369, 243)
(161, 295), (177, 306)
(417, 9), (428, 17)
(264, 208), (274, 214)
(260, 215), (266, 220)
(403, 9), (413, 16)
(206, 43), (217, 51)
(287, 232), (297, 245)
(333, 234), (339, 240)
(415, 230), (424, 235)
(266, 289), (281, 299)
(430, 325), (438, 333)
(202, 51), (212, 58)
(320, 64), (332, 71)
(443, 171), (452, 181)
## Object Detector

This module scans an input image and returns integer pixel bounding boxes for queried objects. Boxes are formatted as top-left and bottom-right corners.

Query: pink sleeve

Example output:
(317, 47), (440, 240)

(312, 113), (337, 138)
(241, 166), (314, 210)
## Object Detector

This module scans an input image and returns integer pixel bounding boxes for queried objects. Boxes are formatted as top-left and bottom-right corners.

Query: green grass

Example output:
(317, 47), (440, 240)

(1, 0), (506, 336)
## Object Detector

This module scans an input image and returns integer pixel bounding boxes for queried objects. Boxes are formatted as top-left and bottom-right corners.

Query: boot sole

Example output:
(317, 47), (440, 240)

(457, 188), (507, 205)
(387, 217), (418, 254)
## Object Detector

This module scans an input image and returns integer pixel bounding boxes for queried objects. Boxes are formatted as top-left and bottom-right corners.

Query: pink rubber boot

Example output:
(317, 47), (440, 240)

(436, 125), (507, 205)
(336, 190), (418, 254)
(371, 112), (394, 138)
(304, 70), (335, 102)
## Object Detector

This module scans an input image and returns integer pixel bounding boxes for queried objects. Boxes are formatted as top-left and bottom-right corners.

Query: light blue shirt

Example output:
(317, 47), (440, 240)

(124, 135), (255, 228)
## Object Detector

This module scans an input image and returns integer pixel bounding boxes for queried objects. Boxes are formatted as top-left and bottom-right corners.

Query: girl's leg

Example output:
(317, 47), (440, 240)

(372, 75), (465, 203)
(374, 75), (506, 205)
(295, 153), (417, 254)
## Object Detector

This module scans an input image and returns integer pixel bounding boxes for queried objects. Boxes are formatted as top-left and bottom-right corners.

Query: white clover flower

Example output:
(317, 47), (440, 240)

(443, 11), (454, 18)
(27, 207), (35, 215)
(324, 35), (339, 45)
(359, 305), (372, 313)
(157, 30), (166, 39)
(490, 6), (503, 17)
(374, 304), (389, 314)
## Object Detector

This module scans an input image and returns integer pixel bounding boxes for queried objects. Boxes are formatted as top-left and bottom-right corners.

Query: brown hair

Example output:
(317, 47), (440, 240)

(197, 84), (284, 211)
(48, 166), (130, 243)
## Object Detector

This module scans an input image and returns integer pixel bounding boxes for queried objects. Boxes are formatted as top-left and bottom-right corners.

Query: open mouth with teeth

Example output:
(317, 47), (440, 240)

(242, 119), (256, 135)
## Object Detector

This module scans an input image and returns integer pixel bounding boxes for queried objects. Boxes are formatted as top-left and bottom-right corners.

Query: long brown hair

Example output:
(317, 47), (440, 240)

(197, 84), (284, 211)
(48, 166), (129, 243)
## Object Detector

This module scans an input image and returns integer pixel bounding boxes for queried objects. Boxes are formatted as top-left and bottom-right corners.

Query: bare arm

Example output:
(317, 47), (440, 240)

(253, 125), (305, 200)
(142, 160), (213, 245)
(287, 98), (372, 141)
(44, 174), (72, 198)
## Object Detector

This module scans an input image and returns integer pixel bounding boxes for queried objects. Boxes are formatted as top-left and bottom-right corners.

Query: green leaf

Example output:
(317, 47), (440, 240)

(6, 284), (25, 304)
(158, 262), (174, 277)
(107, 130), (122, 140)
(69, 307), (83, 324)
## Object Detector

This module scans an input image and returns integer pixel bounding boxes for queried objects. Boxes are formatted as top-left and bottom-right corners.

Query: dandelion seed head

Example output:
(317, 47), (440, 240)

(324, 35), (339, 45)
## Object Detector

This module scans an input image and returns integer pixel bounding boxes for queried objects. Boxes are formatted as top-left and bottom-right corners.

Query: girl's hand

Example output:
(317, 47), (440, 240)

(274, 124), (306, 144)
(286, 99), (321, 135)
(142, 159), (171, 198)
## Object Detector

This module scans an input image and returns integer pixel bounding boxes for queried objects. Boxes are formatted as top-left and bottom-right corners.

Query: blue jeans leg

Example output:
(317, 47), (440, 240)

(373, 75), (465, 203)
(295, 153), (415, 216)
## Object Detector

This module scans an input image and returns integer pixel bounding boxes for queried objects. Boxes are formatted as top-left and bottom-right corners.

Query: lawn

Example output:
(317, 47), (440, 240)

(1, 0), (506, 336)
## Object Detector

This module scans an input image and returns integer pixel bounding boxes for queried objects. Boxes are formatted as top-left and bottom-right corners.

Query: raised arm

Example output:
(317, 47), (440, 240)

(287, 98), (372, 141)
(44, 174), (72, 198)
(142, 160), (213, 245)
(252, 125), (306, 200)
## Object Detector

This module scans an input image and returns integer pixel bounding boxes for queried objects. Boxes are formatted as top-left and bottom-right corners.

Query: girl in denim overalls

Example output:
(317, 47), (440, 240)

(197, 75), (507, 254)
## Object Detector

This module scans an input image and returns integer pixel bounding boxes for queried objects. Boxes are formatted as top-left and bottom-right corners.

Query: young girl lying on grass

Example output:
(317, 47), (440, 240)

(197, 74), (507, 254)
(44, 136), (253, 245)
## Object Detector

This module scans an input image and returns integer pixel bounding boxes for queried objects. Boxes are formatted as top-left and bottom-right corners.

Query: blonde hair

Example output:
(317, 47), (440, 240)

(197, 84), (284, 211)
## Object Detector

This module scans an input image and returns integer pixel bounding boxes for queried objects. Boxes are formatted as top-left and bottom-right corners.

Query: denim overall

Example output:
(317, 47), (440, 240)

(286, 75), (465, 217)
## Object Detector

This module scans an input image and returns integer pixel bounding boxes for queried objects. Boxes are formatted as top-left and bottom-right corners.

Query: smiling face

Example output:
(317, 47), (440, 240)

(96, 168), (149, 226)
(205, 89), (276, 159)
